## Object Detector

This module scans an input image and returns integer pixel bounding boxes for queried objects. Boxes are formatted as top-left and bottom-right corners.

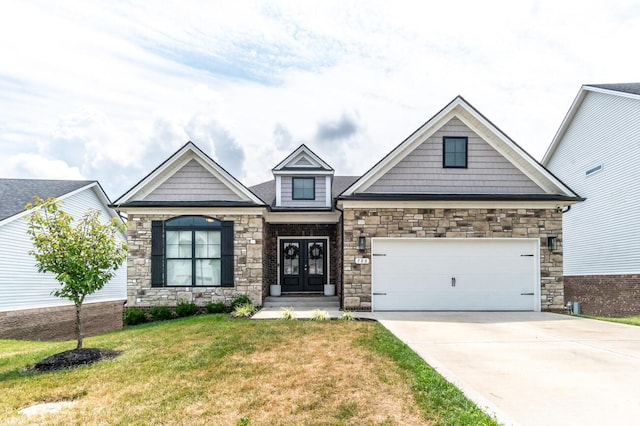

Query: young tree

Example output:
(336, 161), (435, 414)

(26, 197), (128, 349)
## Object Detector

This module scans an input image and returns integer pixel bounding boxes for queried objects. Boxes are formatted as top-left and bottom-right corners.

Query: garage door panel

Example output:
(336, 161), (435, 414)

(372, 239), (538, 311)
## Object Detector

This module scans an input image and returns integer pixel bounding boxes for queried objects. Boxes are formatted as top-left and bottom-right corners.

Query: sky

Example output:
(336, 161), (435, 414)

(1, 0), (639, 200)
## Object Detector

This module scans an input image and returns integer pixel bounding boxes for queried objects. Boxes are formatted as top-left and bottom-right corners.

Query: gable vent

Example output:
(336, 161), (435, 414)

(585, 164), (603, 177)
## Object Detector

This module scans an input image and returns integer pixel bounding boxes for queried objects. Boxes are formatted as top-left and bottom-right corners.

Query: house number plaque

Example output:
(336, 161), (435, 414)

(355, 258), (370, 264)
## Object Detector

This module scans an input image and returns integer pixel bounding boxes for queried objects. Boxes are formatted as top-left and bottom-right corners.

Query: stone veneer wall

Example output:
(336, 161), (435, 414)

(564, 275), (640, 317)
(0, 300), (124, 341)
(127, 213), (264, 307)
(342, 207), (563, 311)
(263, 223), (339, 290)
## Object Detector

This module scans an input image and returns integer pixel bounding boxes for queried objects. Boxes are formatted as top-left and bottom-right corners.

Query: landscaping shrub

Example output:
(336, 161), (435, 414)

(149, 306), (172, 321)
(230, 294), (252, 310)
(206, 302), (227, 314)
(280, 307), (296, 320)
(311, 309), (329, 321)
(231, 303), (255, 318)
(124, 308), (147, 325)
(175, 301), (199, 318)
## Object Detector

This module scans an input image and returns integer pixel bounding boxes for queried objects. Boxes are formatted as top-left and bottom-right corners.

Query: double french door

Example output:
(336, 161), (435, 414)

(280, 239), (327, 292)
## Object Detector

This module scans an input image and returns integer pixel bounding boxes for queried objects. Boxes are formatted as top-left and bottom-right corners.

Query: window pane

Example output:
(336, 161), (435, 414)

(195, 230), (221, 258)
(307, 242), (324, 275)
(196, 259), (220, 286)
(167, 231), (192, 258)
(283, 242), (299, 275)
(444, 137), (467, 167)
(293, 178), (314, 200)
(167, 259), (192, 286)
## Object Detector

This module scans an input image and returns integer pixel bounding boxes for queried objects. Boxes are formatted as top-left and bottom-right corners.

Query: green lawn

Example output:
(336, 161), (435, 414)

(0, 315), (497, 425)
(583, 315), (640, 327)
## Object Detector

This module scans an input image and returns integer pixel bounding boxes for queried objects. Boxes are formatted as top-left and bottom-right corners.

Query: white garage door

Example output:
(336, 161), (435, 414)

(371, 238), (539, 311)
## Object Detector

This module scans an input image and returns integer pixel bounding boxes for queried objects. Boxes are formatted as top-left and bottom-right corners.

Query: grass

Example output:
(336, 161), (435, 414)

(581, 314), (640, 327)
(0, 315), (497, 425)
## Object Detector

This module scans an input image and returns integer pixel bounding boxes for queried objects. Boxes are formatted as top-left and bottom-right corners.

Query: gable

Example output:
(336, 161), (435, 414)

(342, 96), (579, 201)
(272, 144), (334, 174)
(365, 118), (544, 194)
(143, 159), (243, 202)
(113, 142), (264, 207)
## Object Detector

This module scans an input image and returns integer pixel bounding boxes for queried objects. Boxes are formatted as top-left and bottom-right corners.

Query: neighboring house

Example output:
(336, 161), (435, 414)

(543, 83), (640, 316)
(113, 96), (581, 313)
(0, 179), (127, 340)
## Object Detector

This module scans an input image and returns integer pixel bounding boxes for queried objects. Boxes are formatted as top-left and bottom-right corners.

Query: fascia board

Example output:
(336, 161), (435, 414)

(337, 199), (577, 210)
(272, 169), (334, 176)
(114, 143), (263, 205)
(116, 206), (268, 216)
(454, 107), (576, 196)
(542, 85), (640, 166)
(272, 144), (333, 171)
(343, 99), (462, 195)
(114, 143), (195, 205)
(542, 86), (588, 166)
(264, 211), (340, 224)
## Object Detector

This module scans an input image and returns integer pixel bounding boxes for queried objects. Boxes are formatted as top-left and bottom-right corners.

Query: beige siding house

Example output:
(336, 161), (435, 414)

(114, 96), (582, 313)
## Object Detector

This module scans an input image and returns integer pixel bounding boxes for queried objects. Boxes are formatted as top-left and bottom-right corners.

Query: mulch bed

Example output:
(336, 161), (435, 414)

(27, 348), (122, 372)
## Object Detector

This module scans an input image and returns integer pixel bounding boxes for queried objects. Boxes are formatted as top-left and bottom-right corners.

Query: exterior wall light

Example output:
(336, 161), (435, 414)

(358, 236), (366, 251)
(547, 236), (557, 250)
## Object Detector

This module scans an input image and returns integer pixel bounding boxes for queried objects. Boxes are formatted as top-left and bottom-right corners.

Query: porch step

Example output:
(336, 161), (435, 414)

(253, 296), (341, 319)
(263, 296), (339, 309)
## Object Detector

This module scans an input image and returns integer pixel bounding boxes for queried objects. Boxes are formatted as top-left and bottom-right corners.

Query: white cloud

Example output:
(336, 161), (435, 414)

(6, 154), (84, 180)
(0, 0), (639, 195)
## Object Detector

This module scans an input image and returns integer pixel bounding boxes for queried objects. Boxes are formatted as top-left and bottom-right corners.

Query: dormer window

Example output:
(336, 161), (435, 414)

(293, 177), (315, 200)
(443, 136), (468, 168)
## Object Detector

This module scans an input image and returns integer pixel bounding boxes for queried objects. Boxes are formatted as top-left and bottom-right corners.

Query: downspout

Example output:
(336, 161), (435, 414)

(334, 199), (345, 310)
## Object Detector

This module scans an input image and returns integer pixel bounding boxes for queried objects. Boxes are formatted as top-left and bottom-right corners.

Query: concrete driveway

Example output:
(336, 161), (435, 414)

(373, 312), (640, 426)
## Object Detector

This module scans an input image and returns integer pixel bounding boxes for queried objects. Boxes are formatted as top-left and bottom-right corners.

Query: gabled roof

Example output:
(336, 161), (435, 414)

(113, 142), (265, 207)
(341, 96), (580, 200)
(542, 83), (640, 165)
(0, 179), (117, 225)
(272, 144), (334, 176)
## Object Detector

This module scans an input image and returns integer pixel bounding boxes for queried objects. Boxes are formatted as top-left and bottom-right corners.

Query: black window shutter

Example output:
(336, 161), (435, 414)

(221, 221), (234, 286)
(151, 220), (164, 287)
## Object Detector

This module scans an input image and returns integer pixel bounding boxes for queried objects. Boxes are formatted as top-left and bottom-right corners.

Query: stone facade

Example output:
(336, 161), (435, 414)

(0, 300), (124, 341)
(565, 274), (640, 317)
(263, 223), (339, 290)
(342, 207), (563, 311)
(127, 213), (264, 308)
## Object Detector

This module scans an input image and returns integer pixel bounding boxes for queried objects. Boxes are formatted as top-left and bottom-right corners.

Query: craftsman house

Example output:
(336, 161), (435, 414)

(113, 96), (582, 312)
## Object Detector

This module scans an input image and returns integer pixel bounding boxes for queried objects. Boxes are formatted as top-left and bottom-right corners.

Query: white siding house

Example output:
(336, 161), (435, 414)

(543, 83), (640, 316)
(0, 179), (127, 340)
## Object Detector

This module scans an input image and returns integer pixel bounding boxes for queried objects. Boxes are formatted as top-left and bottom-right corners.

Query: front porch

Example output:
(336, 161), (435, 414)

(263, 222), (341, 299)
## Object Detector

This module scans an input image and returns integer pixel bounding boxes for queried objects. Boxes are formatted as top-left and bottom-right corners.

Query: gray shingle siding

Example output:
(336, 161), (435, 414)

(364, 118), (544, 194)
(280, 176), (327, 207)
(143, 159), (243, 202)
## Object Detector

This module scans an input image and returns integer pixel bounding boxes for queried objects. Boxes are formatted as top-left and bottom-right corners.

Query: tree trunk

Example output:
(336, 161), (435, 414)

(75, 301), (83, 349)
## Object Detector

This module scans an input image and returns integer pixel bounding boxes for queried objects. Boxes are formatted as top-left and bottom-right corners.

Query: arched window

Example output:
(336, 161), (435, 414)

(150, 216), (234, 287)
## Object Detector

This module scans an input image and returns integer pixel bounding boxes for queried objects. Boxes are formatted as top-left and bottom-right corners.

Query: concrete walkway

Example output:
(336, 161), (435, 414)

(373, 312), (640, 426)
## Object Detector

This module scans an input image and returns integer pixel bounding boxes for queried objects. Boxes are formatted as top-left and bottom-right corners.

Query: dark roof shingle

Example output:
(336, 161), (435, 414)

(0, 179), (95, 221)
(587, 83), (640, 96)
